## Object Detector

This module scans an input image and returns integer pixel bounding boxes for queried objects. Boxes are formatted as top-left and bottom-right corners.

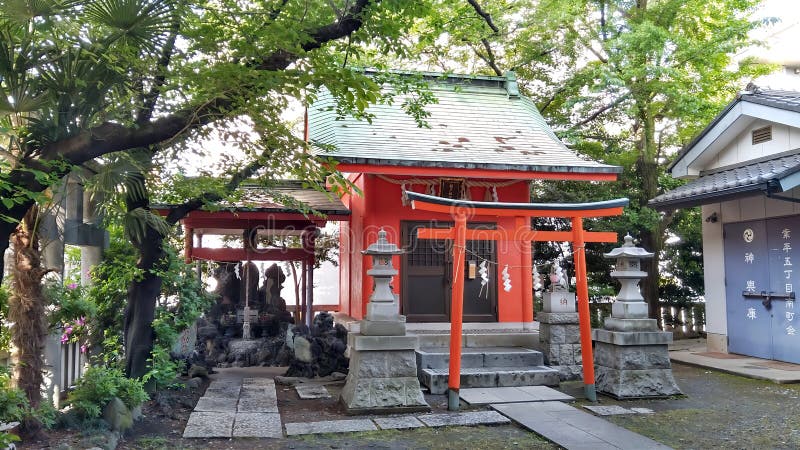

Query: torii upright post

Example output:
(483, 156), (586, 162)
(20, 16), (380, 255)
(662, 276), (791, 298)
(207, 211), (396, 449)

(407, 191), (628, 406)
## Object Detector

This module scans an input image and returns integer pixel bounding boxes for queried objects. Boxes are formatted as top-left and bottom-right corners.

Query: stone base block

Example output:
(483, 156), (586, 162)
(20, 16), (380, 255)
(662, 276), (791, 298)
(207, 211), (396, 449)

(594, 341), (671, 370)
(592, 329), (672, 346)
(603, 318), (658, 332)
(341, 348), (430, 413)
(611, 301), (649, 319)
(348, 333), (417, 351)
(360, 319), (406, 336)
(553, 365), (583, 381)
(543, 343), (582, 367)
(542, 291), (576, 313)
(594, 365), (682, 399)
(539, 323), (580, 345)
(537, 312), (579, 324)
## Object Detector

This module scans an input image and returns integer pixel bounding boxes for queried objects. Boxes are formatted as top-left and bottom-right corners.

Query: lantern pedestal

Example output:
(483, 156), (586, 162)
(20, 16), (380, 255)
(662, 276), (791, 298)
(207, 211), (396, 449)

(341, 229), (430, 413)
(592, 235), (681, 399)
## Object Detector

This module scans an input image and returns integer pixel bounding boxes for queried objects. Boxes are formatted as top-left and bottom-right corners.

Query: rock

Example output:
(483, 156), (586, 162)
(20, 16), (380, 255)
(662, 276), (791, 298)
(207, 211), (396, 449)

(131, 404), (143, 421)
(102, 397), (133, 432)
(186, 377), (203, 389)
(79, 431), (120, 450)
(293, 336), (313, 363)
(188, 364), (209, 379)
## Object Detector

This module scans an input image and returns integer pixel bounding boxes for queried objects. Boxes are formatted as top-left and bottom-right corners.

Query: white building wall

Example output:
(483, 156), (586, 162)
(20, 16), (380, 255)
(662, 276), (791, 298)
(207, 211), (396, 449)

(703, 187), (800, 353)
(710, 120), (794, 171)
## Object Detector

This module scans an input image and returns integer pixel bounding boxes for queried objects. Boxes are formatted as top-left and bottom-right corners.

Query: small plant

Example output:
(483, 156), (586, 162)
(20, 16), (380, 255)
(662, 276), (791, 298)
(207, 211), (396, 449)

(67, 366), (148, 419)
(0, 421), (20, 450)
(0, 367), (27, 425)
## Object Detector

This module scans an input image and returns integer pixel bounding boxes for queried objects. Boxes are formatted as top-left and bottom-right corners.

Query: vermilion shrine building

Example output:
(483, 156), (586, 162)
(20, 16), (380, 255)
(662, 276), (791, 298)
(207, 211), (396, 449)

(309, 71), (621, 325)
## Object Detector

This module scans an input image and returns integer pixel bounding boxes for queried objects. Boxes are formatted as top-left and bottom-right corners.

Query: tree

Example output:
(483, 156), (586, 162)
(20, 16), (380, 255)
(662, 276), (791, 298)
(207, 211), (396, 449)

(1, 0), (498, 379)
(412, 0), (771, 320)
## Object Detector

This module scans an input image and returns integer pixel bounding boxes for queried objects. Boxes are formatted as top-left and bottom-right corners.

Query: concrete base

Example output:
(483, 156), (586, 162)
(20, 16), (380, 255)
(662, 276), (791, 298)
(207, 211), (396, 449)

(361, 319), (406, 336)
(706, 332), (728, 353)
(341, 333), (430, 413)
(539, 312), (582, 381)
(603, 317), (658, 332)
(593, 328), (681, 399)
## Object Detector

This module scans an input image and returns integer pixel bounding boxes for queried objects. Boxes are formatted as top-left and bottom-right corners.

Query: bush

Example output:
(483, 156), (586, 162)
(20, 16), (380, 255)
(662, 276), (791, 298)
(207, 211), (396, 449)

(67, 366), (148, 419)
(0, 368), (27, 424)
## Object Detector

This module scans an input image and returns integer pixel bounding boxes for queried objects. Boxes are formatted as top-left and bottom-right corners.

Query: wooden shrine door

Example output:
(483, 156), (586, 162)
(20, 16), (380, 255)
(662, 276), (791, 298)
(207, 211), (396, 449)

(401, 221), (497, 322)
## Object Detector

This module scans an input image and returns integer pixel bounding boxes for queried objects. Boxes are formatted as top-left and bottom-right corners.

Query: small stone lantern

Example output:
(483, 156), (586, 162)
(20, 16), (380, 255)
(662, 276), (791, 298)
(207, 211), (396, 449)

(592, 234), (681, 398)
(602, 233), (655, 331)
(361, 228), (406, 336)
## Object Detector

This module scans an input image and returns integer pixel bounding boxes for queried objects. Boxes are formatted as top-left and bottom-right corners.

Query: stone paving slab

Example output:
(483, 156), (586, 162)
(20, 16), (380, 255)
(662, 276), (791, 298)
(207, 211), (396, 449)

(183, 412), (235, 438)
(232, 412), (283, 438)
(584, 405), (637, 416)
(204, 381), (242, 398)
(492, 402), (671, 450)
(237, 396), (279, 413)
(460, 386), (574, 405)
(583, 405), (656, 416)
(240, 385), (277, 400)
(285, 419), (377, 436)
(374, 416), (426, 430)
(295, 384), (331, 399)
(417, 410), (510, 427)
(194, 396), (238, 412)
(242, 377), (275, 386)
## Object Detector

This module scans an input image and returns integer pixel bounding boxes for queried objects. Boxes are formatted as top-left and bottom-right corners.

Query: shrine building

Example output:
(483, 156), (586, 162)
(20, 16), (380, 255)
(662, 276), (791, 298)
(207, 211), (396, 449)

(652, 87), (800, 364)
(309, 71), (621, 326)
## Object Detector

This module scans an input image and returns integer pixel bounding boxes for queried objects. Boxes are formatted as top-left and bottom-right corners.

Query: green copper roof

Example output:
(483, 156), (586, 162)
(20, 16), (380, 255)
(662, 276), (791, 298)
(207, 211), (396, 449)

(309, 71), (621, 175)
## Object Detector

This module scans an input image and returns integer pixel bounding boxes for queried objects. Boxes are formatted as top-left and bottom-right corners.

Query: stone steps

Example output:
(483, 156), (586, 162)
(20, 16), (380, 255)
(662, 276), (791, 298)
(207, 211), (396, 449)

(420, 366), (560, 395)
(413, 332), (539, 349)
(416, 346), (558, 395)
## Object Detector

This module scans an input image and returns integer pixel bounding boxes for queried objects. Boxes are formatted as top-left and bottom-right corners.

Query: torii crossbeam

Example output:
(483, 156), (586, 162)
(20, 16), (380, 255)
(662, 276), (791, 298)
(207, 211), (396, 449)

(406, 191), (629, 408)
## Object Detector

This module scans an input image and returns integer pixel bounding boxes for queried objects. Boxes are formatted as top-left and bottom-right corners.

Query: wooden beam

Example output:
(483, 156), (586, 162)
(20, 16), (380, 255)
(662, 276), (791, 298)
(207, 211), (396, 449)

(417, 228), (617, 243)
(412, 200), (625, 218)
(336, 163), (619, 182)
(191, 247), (313, 262)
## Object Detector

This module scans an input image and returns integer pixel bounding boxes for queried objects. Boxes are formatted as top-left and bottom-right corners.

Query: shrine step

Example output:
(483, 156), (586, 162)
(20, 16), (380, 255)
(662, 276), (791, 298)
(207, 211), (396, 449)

(416, 347), (544, 371)
(420, 366), (560, 395)
(413, 332), (538, 349)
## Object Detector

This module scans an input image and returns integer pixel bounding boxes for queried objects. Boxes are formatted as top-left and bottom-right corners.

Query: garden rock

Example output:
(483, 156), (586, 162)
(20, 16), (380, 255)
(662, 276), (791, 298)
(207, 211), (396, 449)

(284, 312), (349, 378)
(188, 364), (208, 379)
(186, 377), (203, 389)
(102, 398), (133, 432)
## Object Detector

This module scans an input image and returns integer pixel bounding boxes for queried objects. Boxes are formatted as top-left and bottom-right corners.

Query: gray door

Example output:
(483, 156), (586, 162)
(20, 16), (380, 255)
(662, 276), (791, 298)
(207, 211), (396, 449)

(724, 217), (800, 363)
(724, 220), (772, 359)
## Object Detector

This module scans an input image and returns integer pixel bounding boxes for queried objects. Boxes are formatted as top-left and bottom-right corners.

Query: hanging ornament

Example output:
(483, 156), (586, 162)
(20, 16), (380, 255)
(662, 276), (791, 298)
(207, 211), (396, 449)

(401, 183), (409, 206)
(478, 260), (490, 298)
(428, 184), (436, 196)
(502, 264), (512, 292)
(491, 186), (499, 202)
(234, 263), (241, 280)
(533, 265), (542, 291)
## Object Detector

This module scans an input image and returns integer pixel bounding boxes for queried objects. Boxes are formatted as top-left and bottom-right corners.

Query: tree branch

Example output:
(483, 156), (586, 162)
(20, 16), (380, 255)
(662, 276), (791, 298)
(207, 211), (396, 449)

(569, 94), (630, 130)
(471, 39), (503, 76)
(137, 18), (181, 125)
(0, 1), (378, 226)
(467, 0), (499, 34)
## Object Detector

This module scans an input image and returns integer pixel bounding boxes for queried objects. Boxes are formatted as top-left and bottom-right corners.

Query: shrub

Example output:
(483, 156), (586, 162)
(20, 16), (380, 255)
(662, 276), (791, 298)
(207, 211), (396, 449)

(0, 368), (27, 424)
(67, 366), (148, 419)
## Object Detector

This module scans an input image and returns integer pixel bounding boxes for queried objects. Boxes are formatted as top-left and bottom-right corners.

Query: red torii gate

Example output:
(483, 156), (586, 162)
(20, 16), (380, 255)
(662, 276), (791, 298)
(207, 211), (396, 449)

(406, 191), (629, 408)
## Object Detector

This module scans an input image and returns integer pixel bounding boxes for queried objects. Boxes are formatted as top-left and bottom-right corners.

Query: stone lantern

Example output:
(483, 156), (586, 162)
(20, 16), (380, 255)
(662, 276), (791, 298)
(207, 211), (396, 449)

(361, 228), (406, 336)
(592, 234), (681, 398)
(603, 234), (655, 331)
(340, 228), (429, 413)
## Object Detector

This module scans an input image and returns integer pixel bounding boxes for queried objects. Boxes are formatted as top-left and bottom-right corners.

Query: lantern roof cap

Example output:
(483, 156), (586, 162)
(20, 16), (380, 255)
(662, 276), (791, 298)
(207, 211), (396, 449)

(603, 234), (654, 259)
(362, 228), (405, 255)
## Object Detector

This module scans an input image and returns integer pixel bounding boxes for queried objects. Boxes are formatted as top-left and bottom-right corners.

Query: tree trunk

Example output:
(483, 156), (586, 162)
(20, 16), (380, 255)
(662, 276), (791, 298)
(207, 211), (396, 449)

(123, 227), (164, 379)
(9, 206), (47, 436)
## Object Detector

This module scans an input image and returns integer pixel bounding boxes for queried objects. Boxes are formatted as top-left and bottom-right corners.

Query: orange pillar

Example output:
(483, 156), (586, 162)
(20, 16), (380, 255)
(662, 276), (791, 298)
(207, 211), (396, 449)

(184, 227), (193, 264)
(571, 217), (597, 402)
(448, 210), (467, 410)
(516, 216), (534, 329)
